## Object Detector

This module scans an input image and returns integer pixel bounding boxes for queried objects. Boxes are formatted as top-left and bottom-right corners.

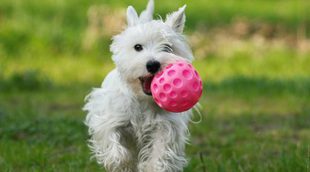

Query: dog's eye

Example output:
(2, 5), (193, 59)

(162, 44), (173, 53)
(134, 44), (143, 52)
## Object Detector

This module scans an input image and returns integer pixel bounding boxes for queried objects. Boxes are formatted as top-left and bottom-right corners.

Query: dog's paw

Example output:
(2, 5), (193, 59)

(95, 144), (134, 172)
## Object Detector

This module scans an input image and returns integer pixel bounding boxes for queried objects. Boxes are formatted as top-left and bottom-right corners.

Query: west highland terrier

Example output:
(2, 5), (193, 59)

(83, 0), (195, 171)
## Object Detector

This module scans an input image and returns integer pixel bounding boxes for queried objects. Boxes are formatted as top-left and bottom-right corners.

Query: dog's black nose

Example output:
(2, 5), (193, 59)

(146, 60), (161, 74)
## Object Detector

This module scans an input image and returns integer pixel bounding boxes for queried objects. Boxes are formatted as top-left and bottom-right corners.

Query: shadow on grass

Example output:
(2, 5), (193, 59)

(1, 73), (310, 96)
(0, 70), (53, 91)
(205, 76), (310, 97)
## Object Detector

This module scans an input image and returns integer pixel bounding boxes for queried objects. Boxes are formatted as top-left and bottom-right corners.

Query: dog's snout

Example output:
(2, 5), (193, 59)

(146, 60), (161, 74)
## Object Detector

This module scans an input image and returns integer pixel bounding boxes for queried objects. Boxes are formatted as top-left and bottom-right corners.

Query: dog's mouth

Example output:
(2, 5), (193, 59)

(138, 74), (154, 96)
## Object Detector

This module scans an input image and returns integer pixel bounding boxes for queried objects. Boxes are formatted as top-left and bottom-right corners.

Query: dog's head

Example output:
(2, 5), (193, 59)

(111, 0), (193, 98)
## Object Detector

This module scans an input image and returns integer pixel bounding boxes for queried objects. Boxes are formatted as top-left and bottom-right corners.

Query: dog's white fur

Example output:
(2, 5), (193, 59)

(83, 1), (195, 171)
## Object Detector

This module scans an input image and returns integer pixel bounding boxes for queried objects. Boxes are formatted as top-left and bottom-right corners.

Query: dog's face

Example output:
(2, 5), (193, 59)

(111, 0), (193, 98)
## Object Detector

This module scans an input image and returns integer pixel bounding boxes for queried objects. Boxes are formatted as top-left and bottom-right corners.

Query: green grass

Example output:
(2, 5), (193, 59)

(1, 55), (310, 171)
(1, 0), (310, 171)
(1, 74), (310, 171)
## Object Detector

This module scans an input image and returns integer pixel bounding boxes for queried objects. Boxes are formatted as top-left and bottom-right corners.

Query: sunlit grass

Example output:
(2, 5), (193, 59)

(1, 49), (310, 86)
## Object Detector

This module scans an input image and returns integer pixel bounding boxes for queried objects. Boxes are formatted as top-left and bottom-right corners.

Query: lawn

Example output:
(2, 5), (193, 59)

(0, 0), (310, 171)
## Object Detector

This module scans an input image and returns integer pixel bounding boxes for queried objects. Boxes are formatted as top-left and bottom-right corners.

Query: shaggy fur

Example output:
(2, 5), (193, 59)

(83, 0), (195, 171)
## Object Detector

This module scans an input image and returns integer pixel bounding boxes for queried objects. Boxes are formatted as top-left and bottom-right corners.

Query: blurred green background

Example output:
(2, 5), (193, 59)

(0, 0), (310, 171)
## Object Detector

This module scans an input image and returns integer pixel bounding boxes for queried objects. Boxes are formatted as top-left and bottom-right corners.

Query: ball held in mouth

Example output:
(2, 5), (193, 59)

(151, 60), (203, 112)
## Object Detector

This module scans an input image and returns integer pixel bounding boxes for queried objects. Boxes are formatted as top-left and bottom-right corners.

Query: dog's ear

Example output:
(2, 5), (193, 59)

(139, 0), (154, 23)
(127, 6), (139, 27)
(165, 5), (186, 33)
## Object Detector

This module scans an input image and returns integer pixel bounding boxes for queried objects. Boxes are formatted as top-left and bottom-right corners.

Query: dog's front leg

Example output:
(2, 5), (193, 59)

(138, 115), (190, 172)
(88, 115), (136, 172)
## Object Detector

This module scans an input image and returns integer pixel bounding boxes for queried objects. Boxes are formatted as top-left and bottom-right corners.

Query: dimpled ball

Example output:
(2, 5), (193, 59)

(151, 60), (203, 112)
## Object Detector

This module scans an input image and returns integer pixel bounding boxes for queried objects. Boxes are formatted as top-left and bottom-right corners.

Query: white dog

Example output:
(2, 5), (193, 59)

(84, 0), (195, 171)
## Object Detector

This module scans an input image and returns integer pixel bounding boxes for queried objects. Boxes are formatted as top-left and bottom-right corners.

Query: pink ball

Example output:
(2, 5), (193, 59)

(151, 60), (203, 112)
